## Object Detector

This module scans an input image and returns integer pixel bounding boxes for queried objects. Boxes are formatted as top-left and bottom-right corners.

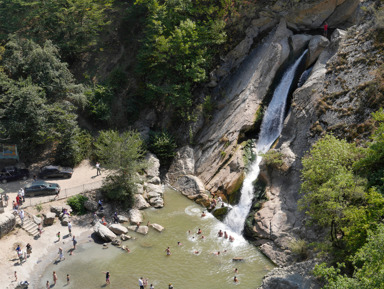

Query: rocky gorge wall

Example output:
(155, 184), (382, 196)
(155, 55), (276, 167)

(166, 0), (381, 287)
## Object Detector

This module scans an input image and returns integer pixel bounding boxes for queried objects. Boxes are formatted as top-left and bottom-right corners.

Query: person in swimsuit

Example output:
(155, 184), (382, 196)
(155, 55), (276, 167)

(53, 271), (58, 285)
(105, 271), (110, 285)
(165, 247), (171, 256)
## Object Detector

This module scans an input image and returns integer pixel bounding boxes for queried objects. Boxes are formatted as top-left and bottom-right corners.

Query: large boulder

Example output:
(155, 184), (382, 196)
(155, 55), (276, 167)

(84, 200), (98, 212)
(145, 153), (160, 178)
(174, 175), (206, 197)
(167, 146), (195, 184)
(109, 224), (128, 235)
(258, 260), (322, 289)
(94, 222), (117, 242)
(127, 225), (149, 235)
(0, 212), (16, 239)
(61, 215), (70, 226)
(50, 205), (71, 217)
(33, 215), (42, 225)
(117, 215), (129, 223)
(145, 183), (164, 197)
(149, 197), (164, 208)
(285, 0), (357, 30)
(120, 234), (131, 241)
(306, 35), (329, 67)
(326, 0), (360, 27)
(150, 223), (164, 232)
(43, 212), (56, 226)
(128, 209), (143, 225)
(289, 34), (312, 55)
(133, 194), (150, 210)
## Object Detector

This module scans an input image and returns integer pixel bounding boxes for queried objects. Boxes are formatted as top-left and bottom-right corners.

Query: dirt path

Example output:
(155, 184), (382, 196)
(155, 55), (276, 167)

(0, 160), (107, 289)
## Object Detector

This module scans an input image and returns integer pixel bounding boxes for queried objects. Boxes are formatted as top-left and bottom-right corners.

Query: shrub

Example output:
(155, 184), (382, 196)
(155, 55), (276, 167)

(261, 150), (284, 168)
(67, 195), (89, 215)
(148, 130), (177, 166)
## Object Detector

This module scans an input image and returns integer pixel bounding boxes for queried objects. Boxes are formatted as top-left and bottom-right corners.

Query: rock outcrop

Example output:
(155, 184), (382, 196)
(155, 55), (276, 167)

(94, 222), (117, 242)
(109, 224), (128, 235)
(0, 213), (15, 239)
(128, 209), (142, 225)
(258, 260), (322, 289)
(43, 212), (56, 226)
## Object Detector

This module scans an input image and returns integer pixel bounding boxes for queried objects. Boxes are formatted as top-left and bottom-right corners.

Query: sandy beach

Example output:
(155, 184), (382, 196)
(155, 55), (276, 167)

(0, 160), (105, 289)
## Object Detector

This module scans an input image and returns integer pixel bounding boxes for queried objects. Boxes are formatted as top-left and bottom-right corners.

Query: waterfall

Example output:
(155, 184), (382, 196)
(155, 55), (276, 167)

(224, 50), (307, 234)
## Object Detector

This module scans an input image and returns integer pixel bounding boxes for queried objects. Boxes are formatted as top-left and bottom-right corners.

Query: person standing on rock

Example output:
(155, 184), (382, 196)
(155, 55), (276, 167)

(323, 22), (328, 37)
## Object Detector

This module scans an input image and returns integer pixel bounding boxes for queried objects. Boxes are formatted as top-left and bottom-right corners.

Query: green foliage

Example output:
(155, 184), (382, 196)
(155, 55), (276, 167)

(202, 95), (214, 121)
(35, 203), (43, 213)
(148, 130), (177, 166)
(299, 134), (384, 258)
(0, 0), (113, 60)
(85, 85), (114, 122)
(314, 224), (384, 289)
(2, 36), (86, 106)
(94, 130), (147, 207)
(55, 128), (93, 167)
(0, 37), (87, 164)
(261, 150), (284, 168)
(355, 109), (384, 195)
(67, 195), (89, 215)
(135, 0), (226, 117)
(289, 238), (309, 261)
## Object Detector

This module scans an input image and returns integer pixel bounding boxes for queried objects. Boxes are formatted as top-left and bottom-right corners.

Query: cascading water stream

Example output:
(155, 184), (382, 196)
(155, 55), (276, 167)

(224, 50), (308, 234)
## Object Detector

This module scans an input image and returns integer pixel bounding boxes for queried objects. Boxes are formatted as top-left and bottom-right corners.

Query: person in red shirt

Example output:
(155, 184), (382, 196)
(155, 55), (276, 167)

(323, 22), (328, 37)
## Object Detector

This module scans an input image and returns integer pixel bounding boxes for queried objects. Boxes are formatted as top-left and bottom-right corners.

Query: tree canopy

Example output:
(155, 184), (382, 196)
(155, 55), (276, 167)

(93, 130), (148, 207)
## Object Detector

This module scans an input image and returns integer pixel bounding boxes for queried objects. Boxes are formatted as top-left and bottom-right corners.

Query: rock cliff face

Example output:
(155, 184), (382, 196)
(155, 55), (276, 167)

(167, 0), (377, 283)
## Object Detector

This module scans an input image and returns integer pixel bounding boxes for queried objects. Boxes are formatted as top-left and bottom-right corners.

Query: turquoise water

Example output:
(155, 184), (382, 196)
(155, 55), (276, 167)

(34, 188), (273, 288)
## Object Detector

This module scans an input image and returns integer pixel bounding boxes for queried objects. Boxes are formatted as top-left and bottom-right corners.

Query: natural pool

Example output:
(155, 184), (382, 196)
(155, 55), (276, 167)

(33, 188), (273, 288)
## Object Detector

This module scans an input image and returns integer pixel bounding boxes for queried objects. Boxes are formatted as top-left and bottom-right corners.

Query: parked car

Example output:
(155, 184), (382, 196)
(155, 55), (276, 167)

(24, 181), (60, 197)
(0, 167), (30, 184)
(38, 165), (73, 179)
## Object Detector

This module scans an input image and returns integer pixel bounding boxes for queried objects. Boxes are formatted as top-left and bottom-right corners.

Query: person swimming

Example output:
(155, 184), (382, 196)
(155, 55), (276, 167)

(218, 230), (223, 237)
(197, 228), (202, 235)
(234, 276), (238, 283)
(165, 247), (171, 256)
(224, 231), (228, 239)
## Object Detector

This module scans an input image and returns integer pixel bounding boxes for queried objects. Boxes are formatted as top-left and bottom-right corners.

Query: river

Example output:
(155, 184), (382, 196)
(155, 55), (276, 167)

(33, 188), (273, 288)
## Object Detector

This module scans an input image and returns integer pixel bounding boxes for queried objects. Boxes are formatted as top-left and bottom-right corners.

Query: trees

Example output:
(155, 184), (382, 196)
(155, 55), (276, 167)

(93, 130), (147, 207)
(0, 38), (88, 165)
(2, 36), (86, 106)
(0, 0), (113, 60)
(314, 224), (384, 289)
(135, 0), (226, 117)
(299, 134), (384, 258)
(354, 109), (384, 195)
